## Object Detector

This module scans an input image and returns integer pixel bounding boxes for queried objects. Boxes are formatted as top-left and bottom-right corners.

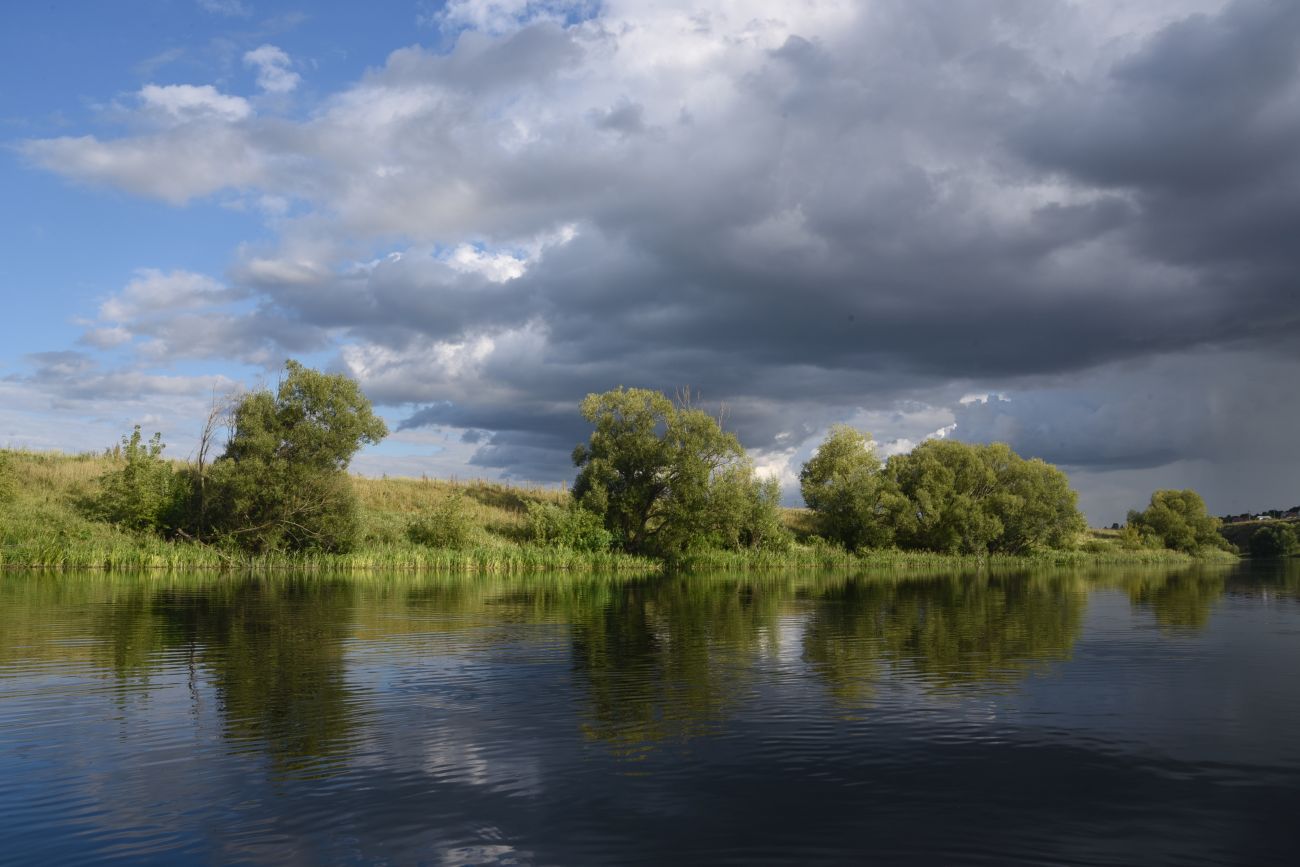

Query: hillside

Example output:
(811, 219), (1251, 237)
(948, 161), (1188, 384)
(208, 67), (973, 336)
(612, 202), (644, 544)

(1218, 517), (1300, 551)
(0, 449), (650, 572)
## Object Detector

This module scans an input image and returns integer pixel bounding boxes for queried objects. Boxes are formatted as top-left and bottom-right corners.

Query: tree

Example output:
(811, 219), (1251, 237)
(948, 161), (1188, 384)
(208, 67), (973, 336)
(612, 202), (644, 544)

(884, 440), (1003, 554)
(883, 440), (1086, 555)
(1126, 489), (1230, 554)
(571, 387), (763, 555)
(707, 461), (792, 552)
(90, 426), (179, 533)
(204, 360), (387, 553)
(799, 425), (905, 550)
(1249, 523), (1298, 559)
(980, 444), (1087, 553)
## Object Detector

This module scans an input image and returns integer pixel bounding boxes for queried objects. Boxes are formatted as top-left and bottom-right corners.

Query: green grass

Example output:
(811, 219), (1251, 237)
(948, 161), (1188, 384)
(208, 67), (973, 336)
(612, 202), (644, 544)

(672, 540), (1225, 573)
(0, 448), (1235, 575)
(0, 449), (656, 574)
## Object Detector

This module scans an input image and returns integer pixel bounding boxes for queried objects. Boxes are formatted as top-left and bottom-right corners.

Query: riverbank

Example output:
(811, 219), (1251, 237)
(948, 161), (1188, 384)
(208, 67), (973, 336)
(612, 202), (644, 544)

(0, 449), (1235, 574)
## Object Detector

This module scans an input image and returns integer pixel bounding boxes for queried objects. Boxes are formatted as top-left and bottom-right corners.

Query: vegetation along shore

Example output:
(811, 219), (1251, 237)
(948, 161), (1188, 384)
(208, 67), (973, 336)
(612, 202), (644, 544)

(0, 360), (1252, 574)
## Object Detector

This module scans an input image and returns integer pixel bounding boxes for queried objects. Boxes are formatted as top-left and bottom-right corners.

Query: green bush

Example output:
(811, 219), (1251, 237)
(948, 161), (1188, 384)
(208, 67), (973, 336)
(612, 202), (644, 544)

(407, 493), (478, 550)
(526, 500), (613, 551)
(709, 468), (792, 551)
(1249, 524), (1298, 558)
(89, 427), (179, 534)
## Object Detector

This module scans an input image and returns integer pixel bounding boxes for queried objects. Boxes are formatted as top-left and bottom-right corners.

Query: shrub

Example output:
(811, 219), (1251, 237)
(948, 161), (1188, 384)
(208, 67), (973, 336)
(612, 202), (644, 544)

(89, 427), (179, 534)
(526, 500), (613, 551)
(407, 493), (478, 549)
(1117, 523), (1158, 550)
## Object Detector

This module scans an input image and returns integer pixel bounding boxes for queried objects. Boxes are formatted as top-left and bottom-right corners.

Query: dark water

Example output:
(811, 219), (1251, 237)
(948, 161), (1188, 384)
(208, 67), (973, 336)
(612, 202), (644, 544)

(3, 564), (1300, 865)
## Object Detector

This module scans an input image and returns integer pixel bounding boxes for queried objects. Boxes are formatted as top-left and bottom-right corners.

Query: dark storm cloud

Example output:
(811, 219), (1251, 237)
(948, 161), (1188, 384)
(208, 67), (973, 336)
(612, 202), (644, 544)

(23, 1), (1300, 500)
(270, 0), (1297, 480)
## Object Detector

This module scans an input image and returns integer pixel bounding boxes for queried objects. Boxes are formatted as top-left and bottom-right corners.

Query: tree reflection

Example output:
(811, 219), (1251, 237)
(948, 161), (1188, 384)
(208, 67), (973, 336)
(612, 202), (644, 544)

(802, 573), (1087, 704)
(568, 576), (790, 753)
(1123, 569), (1226, 631)
(155, 579), (361, 776)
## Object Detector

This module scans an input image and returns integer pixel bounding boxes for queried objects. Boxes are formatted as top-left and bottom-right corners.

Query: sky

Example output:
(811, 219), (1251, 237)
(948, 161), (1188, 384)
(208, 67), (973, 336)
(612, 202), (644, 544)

(2, 0), (1298, 525)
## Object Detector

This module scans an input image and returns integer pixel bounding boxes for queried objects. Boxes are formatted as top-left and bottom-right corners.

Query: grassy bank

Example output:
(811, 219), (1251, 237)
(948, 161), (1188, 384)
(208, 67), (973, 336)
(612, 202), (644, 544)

(0, 449), (1234, 574)
(0, 450), (658, 573)
(674, 537), (1230, 573)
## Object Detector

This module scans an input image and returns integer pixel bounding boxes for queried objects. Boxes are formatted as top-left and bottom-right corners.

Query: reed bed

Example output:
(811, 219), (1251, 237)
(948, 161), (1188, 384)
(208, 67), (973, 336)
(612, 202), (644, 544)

(673, 542), (1225, 573)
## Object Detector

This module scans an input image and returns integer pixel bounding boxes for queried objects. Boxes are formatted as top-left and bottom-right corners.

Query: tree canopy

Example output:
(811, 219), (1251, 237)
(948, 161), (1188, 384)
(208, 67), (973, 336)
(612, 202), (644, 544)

(1126, 489), (1230, 554)
(572, 387), (787, 555)
(205, 360), (388, 552)
(798, 425), (906, 550)
(797, 434), (1086, 555)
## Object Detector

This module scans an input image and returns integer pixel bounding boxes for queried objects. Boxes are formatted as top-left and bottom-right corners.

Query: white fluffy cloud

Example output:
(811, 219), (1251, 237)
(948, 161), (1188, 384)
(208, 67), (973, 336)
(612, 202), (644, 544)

(243, 45), (301, 94)
(139, 83), (251, 122)
(100, 269), (232, 321)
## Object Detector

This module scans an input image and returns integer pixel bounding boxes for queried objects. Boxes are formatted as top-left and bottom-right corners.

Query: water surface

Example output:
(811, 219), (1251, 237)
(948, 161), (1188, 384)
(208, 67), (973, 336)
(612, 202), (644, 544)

(2, 564), (1299, 865)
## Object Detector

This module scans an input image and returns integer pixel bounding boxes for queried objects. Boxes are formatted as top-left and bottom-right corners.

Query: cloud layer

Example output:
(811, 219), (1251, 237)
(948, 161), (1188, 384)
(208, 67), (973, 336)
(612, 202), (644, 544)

(15, 0), (1300, 521)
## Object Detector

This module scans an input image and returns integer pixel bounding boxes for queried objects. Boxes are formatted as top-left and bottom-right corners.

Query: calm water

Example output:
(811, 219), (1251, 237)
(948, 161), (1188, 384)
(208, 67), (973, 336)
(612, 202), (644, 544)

(3, 564), (1300, 865)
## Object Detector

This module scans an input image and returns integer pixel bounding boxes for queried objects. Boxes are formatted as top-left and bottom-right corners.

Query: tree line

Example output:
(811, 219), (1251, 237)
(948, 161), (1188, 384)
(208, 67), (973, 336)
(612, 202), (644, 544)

(77, 364), (1246, 559)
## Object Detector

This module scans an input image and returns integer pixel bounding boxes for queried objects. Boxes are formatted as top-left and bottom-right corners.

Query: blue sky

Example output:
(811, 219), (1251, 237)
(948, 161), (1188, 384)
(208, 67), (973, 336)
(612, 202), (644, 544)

(3, 0), (1299, 523)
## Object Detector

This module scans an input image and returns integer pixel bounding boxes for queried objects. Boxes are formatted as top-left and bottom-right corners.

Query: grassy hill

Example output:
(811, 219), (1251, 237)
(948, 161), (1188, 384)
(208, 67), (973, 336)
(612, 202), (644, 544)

(0, 449), (653, 573)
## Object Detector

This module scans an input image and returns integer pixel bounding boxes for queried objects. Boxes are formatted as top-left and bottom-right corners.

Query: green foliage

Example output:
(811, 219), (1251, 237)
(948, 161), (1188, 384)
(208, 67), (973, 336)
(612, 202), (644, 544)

(979, 444), (1088, 553)
(1126, 489), (1231, 554)
(204, 360), (388, 553)
(1249, 523), (1298, 558)
(526, 500), (614, 551)
(89, 427), (179, 534)
(799, 425), (906, 550)
(706, 464), (793, 552)
(407, 493), (479, 550)
(1117, 523), (1159, 550)
(878, 439), (1087, 555)
(571, 387), (750, 555)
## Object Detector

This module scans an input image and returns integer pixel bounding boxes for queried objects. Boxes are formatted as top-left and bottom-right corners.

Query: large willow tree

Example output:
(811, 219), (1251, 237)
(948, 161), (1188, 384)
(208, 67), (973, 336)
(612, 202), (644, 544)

(572, 387), (786, 555)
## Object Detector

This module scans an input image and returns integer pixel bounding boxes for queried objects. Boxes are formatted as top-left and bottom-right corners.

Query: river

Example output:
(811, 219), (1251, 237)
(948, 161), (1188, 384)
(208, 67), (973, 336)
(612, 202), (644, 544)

(2, 563), (1298, 864)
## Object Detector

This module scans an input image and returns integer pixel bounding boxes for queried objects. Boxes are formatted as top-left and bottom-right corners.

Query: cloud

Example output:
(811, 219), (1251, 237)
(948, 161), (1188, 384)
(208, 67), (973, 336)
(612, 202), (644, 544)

(100, 269), (233, 321)
(243, 45), (301, 94)
(73, 269), (322, 367)
(139, 83), (251, 122)
(15, 0), (1300, 514)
